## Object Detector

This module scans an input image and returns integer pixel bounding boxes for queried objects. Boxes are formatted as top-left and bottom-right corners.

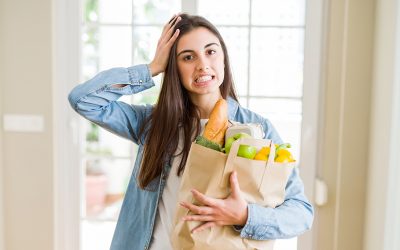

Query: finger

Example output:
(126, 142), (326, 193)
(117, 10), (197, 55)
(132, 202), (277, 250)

(169, 14), (180, 26)
(182, 214), (214, 222)
(191, 189), (217, 207)
(169, 12), (183, 24)
(165, 29), (180, 47)
(192, 222), (217, 234)
(162, 14), (180, 36)
(164, 14), (177, 30)
(168, 14), (177, 24)
(160, 16), (181, 44)
(229, 171), (242, 198)
(180, 202), (213, 215)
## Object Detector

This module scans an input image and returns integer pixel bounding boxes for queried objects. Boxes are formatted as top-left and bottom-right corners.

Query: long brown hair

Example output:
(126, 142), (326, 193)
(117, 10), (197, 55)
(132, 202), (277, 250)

(137, 14), (238, 189)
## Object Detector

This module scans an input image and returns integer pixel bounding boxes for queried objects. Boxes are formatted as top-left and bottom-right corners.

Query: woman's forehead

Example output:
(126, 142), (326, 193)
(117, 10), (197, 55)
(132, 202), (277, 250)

(176, 27), (221, 53)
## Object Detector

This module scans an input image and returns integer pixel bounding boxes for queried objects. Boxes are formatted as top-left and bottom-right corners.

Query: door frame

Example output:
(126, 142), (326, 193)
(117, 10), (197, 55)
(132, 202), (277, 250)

(52, 0), (82, 249)
(299, 0), (327, 248)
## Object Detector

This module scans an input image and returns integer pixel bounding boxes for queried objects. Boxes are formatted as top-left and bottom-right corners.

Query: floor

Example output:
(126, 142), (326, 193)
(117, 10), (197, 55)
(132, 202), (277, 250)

(82, 220), (297, 250)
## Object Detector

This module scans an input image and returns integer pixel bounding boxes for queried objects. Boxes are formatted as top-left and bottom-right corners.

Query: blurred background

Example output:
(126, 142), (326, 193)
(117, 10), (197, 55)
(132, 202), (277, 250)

(0, 0), (399, 250)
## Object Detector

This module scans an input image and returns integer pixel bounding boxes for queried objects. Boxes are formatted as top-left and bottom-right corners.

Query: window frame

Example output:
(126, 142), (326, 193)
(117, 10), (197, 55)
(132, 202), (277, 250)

(53, 0), (324, 249)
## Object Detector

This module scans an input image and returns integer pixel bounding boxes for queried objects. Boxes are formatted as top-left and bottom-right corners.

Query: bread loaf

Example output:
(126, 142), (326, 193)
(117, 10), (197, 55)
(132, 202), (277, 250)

(203, 99), (229, 146)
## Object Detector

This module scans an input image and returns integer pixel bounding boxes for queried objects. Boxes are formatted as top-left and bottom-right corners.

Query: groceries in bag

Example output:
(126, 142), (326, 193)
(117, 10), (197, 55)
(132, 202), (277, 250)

(171, 98), (296, 250)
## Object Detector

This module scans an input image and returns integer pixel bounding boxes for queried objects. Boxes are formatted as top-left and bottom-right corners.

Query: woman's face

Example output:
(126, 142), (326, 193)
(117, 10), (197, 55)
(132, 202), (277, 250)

(176, 27), (225, 99)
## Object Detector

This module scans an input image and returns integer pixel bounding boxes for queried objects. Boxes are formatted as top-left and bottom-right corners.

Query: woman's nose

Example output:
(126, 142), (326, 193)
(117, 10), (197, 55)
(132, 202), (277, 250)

(196, 56), (210, 71)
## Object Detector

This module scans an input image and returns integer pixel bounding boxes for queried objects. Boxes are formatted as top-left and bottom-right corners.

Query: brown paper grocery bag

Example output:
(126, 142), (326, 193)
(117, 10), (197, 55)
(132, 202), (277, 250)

(171, 138), (295, 250)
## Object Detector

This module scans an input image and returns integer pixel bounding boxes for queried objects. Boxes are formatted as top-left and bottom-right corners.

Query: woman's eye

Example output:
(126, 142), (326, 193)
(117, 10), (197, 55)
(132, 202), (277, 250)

(207, 49), (216, 55)
(183, 55), (193, 61)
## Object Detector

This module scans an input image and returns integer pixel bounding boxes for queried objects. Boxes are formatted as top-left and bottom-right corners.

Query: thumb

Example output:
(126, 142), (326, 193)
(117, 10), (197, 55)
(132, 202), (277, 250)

(230, 171), (242, 198)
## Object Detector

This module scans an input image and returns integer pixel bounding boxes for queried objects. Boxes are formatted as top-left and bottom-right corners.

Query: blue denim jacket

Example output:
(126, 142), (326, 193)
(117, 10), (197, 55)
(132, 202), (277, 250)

(68, 64), (314, 250)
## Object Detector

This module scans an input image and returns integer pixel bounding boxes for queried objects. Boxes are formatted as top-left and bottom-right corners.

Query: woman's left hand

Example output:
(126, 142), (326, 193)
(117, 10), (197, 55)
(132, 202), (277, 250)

(180, 171), (248, 233)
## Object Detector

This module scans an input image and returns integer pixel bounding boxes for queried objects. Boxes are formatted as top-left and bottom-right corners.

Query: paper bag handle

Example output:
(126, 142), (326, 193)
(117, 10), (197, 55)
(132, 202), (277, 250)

(267, 141), (277, 164)
(220, 138), (273, 187)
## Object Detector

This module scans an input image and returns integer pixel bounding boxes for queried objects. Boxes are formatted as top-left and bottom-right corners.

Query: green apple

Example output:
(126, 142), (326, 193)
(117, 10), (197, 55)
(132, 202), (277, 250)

(237, 145), (257, 159)
(225, 132), (251, 154)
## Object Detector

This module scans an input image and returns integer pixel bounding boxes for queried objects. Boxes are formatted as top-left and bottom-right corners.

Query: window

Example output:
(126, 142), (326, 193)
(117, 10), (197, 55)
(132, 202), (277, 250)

(78, 0), (307, 249)
(80, 1), (180, 249)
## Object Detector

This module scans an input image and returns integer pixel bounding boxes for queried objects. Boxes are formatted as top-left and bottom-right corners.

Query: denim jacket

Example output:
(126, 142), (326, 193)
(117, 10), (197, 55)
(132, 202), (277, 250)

(68, 64), (314, 250)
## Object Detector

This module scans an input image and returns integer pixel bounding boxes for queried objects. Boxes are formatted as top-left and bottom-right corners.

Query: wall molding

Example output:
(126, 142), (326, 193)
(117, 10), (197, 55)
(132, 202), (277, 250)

(0, 2), (5, 247)
(0, 71), (5, 250)
(384, 0), (400, 248)
(365, 0), (400, 249)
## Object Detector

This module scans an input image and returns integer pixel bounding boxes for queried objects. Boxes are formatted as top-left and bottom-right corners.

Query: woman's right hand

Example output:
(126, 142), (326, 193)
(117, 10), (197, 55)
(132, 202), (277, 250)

(149, 14), (181, 76)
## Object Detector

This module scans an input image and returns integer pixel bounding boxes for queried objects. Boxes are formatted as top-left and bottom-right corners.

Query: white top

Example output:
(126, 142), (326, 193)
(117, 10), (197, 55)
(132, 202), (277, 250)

(149, 119), (207, 250)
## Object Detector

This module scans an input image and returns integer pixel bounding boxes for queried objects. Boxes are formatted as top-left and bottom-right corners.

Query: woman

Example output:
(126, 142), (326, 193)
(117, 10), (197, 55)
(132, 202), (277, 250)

(68, 13), (313, 250)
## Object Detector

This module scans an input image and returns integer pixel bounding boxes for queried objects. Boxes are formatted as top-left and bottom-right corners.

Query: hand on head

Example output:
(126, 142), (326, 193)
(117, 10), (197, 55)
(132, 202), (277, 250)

(149, 14), (181, 76)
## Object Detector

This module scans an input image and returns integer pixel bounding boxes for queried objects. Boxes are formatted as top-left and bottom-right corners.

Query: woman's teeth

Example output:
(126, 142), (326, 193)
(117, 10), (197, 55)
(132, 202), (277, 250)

(196, 75), (212, 83)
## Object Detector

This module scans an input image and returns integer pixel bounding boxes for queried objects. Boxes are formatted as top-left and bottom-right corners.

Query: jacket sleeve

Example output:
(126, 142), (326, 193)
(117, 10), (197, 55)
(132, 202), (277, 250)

(236, 118), (314, 240)
(68, 64), (155, 144)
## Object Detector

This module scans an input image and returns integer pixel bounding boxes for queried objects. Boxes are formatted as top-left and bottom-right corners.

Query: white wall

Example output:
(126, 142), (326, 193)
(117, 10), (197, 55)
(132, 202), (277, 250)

(364, 0), (400, 249)
(0, 0), (54, 249)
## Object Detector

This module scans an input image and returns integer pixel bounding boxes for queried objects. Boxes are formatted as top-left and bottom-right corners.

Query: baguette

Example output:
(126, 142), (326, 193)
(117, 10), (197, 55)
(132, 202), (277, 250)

(203, 98), (229, 146)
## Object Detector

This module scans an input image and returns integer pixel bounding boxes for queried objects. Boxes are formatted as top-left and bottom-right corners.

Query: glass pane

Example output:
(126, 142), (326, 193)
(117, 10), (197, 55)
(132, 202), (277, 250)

(248, 98), (302, 160)
(81, 220), (116, 250)
(85, 121), (131, 158)
(133, 0), (180, 25)
(133, 26), (162, 66)
(198, 0), (250, 25)
(98, 26), (132, 71)
(84, 158), (132, 220)
(132, 26), (163, 105)
(98, 0), (132, 24)
(250, 28), (304, 98)
(219, 27), (249, 96)
(238, 97), (248, 108)
(82, 25), (99, 80)
(252, 0), (306, 26)
(83, 0), (99, 23)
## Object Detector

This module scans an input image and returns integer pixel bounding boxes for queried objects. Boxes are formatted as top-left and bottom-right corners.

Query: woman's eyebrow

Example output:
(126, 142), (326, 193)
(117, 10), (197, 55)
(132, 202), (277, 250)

(177, 43), (220, 57)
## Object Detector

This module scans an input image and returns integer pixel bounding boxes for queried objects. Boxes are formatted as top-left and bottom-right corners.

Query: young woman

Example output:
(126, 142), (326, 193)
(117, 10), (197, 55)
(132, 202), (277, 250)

(69, 13), (313, 250)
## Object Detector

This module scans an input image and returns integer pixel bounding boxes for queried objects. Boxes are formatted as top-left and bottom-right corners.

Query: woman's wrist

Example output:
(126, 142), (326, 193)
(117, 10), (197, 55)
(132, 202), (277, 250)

(148, 62), (163, 77)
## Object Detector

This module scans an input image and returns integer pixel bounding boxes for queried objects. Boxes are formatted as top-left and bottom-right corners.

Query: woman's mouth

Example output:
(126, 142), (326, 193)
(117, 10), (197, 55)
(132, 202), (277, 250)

(194, 75), (215, 87)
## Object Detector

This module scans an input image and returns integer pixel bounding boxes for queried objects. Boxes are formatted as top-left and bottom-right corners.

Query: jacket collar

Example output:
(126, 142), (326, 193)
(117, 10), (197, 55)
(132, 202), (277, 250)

(227, 96), (239, 120)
